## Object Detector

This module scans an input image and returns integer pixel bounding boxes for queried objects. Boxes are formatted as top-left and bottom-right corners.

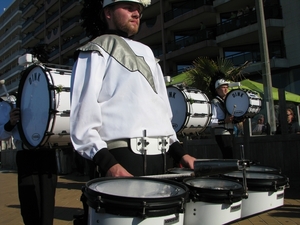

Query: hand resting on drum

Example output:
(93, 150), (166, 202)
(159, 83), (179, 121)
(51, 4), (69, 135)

(106, 163), (133, 177)
(180, 154), (196, 169)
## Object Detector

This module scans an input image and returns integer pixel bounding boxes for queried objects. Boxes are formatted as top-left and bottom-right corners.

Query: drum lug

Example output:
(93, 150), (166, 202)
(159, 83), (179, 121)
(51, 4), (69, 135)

(58, 130), (70, 135)
(96, 196), (102, 213)
(180, 197), (185, 213)
(142, 201), (147, 219)
(50, 109), (59, 114)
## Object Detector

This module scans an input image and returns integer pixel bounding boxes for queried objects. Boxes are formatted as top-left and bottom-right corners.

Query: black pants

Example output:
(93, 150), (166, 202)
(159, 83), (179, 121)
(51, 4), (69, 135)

(16, 150), (57, 225)
(215, 135), (234, 159)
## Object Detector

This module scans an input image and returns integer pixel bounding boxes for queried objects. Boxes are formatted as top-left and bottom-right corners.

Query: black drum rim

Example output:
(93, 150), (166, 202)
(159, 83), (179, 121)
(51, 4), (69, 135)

(183, 177), (244, 204)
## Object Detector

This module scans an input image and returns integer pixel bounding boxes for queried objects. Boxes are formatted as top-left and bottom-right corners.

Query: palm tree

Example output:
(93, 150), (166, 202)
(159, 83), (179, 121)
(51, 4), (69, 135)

(184, 57), (249, 99)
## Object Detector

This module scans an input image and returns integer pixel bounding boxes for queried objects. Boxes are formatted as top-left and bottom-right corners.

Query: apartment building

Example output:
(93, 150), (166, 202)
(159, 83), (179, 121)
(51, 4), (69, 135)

(0, 0), (299, 97)
(0, 0), (23, 96)
(136, 0), (300, 95)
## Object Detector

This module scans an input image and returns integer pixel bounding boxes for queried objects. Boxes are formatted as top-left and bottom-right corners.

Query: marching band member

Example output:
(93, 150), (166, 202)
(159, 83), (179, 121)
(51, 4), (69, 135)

(0, 95), (57, 225)
(210, 75), (235, 159)
(70, 0), (196, 178)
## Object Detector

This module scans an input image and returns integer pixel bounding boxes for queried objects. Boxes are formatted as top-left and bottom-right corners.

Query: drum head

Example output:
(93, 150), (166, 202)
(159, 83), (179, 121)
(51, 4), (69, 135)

(247, 164), (281, 174)
(183, 177), (244, 204)
(225, 89), (250, 118)
(168, 168), (193, 175)
(85, 177), (188, 217)
(17, 65), (53, 148)
(223, 171), (289, 191)
(167, 86), (188, 133)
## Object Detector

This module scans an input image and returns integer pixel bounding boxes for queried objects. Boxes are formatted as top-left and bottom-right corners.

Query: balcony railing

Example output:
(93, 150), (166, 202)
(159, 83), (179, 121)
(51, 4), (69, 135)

(164, 0), (213, 22)
(216, 4), (282, 35)
(225, 41), (284, 66)
(166, 28), (215, 53)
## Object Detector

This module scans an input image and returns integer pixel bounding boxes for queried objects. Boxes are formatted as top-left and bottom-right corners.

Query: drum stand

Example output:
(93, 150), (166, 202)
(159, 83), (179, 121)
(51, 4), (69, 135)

(239, 144), (249, 199)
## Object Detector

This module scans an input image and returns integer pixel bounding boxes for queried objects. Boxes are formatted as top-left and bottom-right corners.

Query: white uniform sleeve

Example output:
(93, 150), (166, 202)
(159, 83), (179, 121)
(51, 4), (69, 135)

(70, 51), (107, 160)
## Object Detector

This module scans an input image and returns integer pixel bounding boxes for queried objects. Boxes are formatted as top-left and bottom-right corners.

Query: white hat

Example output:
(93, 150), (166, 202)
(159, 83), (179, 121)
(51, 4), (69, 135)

(103, 0), (151, 8)
(215, 79), (230, 89)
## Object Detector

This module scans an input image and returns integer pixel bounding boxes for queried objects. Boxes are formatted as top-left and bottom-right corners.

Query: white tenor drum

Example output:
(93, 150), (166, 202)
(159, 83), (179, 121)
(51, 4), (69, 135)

(225, 89), (262, 118)
(17, 64), (71, 148)
(167, 86), (211, 136)
(223, 171), (289, 218)
(84, 177), (188, 225)
(183, 177), (244, 225)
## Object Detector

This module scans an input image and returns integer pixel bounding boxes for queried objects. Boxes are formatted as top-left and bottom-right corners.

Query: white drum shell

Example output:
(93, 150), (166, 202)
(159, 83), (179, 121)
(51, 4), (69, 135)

(223, 171), (288, 219)
(241, 189), (285, 218)
(88, 208), (184, 225)
(167, 86), (211, 135)
(184, 200), (242, 225)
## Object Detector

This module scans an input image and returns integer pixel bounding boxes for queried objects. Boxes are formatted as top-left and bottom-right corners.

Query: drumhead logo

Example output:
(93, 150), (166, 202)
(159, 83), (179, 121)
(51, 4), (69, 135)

(230, 91), (244, 98)
(168, 91), (176, 98)
(32, 133), (41, 141)
(29, 72), (41, 85)
(172, 123), (178, 129)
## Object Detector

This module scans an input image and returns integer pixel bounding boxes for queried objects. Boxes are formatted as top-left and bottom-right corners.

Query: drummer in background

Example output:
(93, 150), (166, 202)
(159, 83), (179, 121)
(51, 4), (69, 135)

(70, 0), (196, 178)
(0, 96), (57, 225)
(209, 75), (236, 159)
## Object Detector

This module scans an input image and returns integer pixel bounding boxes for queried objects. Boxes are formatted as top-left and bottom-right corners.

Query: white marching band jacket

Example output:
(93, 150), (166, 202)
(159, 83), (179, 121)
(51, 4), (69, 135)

(70, 35), (179, 159)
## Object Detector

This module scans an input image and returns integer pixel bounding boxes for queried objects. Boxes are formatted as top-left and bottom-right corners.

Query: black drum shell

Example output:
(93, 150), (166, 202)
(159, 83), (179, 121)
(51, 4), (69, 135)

(223, 171), (289, 192)
(183, 177), (244, 204)
(84, 177), (189, 218)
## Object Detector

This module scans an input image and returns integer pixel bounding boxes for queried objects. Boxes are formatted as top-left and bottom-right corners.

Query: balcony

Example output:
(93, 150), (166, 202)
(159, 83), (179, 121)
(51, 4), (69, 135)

(164, 0), (214, 22)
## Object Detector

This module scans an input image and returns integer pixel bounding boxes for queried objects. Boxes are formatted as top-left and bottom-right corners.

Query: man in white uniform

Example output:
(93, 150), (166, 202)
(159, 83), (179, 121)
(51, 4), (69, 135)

(70, 0), (196, 178)
(210, 76), (235, 159)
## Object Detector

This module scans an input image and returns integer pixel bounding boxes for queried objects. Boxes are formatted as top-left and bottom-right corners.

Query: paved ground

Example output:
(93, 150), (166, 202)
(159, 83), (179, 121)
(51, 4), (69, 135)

(0, 169), (299, 225)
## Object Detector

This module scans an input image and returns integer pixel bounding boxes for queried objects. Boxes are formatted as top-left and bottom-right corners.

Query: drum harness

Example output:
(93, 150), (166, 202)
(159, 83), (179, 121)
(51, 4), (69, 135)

(107, 130), (170, 176)
(211, 96), (234, 133)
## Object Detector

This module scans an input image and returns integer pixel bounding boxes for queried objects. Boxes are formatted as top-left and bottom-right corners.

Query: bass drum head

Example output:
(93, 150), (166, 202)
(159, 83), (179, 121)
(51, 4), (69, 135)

(17, 65), (52, 148)
(225, 89), (250, 118)
(85, 177), (188, 217)
(183, 177), (244, 204)
(167, 86), (188, 133)
(223, 171), (289, 191)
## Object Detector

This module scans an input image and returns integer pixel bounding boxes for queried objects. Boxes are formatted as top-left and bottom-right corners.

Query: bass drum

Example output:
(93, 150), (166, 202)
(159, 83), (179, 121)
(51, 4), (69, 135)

(183, 177), (244, 225)
(17, 64), (71, 148)
(84, 177), (188, 225)
(223, 171), (289, 218)
(225, 89), (262, 119)
(167, 86), (211, 136)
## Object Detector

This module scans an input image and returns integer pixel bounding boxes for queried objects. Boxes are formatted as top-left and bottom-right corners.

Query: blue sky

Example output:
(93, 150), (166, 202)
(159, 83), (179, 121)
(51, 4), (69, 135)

(0, 0), (14, 16)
